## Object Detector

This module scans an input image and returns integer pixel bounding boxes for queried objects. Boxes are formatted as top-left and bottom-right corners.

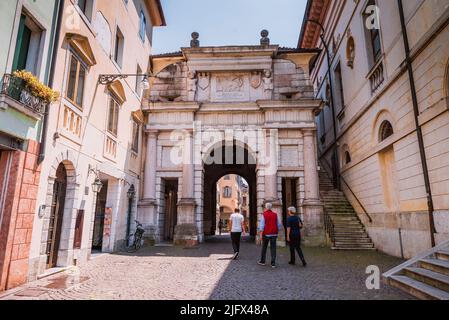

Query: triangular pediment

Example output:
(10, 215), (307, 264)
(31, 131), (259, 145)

(66, 33), (97, 67)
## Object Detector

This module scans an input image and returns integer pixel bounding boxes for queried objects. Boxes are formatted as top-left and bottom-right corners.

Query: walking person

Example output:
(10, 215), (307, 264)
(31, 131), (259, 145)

(229, 208), (245, 260)
(286, 207), (307, 267)
(218, 220), (223, 235)
(258, 202), (283, 268)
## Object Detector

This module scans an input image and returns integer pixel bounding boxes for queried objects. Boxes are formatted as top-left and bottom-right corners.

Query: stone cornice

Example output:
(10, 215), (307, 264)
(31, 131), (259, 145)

(143, 102), (200, 113)
(257, 99), (323, 110)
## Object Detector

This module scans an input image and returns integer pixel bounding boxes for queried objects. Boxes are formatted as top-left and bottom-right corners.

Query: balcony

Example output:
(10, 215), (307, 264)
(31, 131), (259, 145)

(0, 74), (47, 116)
(367, 59), (385, 94)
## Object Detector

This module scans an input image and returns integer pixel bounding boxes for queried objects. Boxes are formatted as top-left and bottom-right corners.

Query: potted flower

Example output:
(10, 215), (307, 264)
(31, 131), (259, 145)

(12, 70), (59, 104)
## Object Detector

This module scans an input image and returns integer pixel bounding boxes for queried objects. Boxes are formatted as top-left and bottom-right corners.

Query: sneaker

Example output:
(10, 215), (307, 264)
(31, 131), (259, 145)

(288, 261), (295, 265)
(302, 261), (307, 267)
(232, 252), (239, 260)
(271, 264), (277, 269)
(257, 261), (266, 266)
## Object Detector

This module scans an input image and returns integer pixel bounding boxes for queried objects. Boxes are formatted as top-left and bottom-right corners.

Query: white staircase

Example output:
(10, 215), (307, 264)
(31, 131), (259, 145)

(383, 240), (449, 300)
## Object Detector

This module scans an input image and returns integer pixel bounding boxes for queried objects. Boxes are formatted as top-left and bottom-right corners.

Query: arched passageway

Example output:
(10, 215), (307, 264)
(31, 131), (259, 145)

(203, 142), (258, 238)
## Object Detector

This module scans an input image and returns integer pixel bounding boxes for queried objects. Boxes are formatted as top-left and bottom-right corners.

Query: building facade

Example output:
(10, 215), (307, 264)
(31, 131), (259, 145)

(27, 0), (165, 282)
(216, 174), (247, 232)
(139, 36), (325, 247)
(300, 0), (449, 258)
(0, 0), (61, 291)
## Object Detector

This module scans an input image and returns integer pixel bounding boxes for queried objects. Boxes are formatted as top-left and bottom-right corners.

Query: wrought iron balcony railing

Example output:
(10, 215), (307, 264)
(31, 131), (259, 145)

(1, 74), (47, 115)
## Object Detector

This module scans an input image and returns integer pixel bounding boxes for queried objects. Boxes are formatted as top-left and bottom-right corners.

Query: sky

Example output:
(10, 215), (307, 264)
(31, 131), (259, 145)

(152, 0), (307, 54)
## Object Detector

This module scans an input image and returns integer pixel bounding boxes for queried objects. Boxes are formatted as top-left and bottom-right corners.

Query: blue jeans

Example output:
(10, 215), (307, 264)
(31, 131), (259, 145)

(260, 236), (277, 265)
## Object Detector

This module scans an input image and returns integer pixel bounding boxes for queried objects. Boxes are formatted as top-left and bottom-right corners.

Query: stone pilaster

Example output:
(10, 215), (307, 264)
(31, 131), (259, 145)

(302, 129), (325, 246)
(174, 130), (198, 246)
(264, 129), (285, 247)
(138, 130), (159, 243)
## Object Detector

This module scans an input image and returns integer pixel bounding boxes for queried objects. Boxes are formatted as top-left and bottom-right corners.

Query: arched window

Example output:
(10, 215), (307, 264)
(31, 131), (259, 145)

(379, 120), (394, 142)
(345, 151), (352, 165)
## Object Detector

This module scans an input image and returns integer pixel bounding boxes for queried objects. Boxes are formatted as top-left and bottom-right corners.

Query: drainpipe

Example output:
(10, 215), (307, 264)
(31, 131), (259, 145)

(38, 0), (64, 164)
(306, 19), (340, 190)
(397, 0), (436, 247)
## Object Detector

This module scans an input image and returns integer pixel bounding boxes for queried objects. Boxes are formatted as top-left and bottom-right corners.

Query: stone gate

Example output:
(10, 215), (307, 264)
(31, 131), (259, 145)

(138, 34), (325, 246)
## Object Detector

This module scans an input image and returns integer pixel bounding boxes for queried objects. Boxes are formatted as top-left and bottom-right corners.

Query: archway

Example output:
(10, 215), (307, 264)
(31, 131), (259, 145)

(203, 141), (258, 238)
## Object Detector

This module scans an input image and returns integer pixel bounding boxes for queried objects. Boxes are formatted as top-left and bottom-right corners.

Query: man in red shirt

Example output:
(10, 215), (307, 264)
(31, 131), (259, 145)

(258, 202), (283, 268)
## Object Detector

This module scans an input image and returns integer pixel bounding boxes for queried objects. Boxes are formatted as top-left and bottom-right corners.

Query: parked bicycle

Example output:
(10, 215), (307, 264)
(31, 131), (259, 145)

(126, 220), (145, 253)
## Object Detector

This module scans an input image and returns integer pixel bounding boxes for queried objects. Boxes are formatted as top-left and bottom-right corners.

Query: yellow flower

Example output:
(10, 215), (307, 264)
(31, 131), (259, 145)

(12, 70), (59, 103)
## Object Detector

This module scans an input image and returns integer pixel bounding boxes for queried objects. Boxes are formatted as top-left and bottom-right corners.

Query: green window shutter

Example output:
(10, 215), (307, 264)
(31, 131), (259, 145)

(12, 15), (31, 72)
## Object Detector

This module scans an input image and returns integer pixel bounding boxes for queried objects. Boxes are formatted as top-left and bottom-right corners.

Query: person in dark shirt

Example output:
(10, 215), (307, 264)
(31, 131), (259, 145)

(286, 207), (307, 267)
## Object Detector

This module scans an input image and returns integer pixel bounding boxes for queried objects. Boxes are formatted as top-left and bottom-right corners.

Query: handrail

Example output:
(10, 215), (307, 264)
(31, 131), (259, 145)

(320, 157), (373, 223)
(340, 176), (373, 224)
(323, 209), (335, 247)
(383, 239), (449, 279)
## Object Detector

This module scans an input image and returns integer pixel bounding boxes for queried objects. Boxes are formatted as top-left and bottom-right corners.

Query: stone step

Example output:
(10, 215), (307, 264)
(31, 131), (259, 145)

(333, 230), (367, 235)
(404, 267), (449, 292)
(332, 220), (362, 225)
(333, 225), (364, 230)
(325, 208), (356, 212)
(328, 212), (358, 217)
(419, 259), (449, 276)
(330, 218), (360, 222)
(331, 246), (376, 251)
(436, 250), (449, 262)
(389, 275), (449, 300)
(334, 238), (373, 244)
(333, 243), (375, 249)
(333, 234), (370, 239)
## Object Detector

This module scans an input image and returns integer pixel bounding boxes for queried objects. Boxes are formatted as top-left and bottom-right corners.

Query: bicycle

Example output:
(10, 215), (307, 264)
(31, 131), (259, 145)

(126, 220), (145, 253)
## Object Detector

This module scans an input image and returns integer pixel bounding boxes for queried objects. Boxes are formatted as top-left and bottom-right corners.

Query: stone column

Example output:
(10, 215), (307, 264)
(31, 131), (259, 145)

(302, 129), (325, 246)
(174, 130), (198, 246)
(264, 129), (285, 247)
(138, 130), (158, 244)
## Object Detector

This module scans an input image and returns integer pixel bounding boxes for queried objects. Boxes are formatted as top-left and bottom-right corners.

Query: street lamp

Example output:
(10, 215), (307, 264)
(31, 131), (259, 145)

(92, 177), (103, 194)
(306, 19), (341, 190)
(126, 184), (136, 244)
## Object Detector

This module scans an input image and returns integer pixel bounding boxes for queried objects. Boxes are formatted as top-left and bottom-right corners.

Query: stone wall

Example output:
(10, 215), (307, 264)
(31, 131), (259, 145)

(0, 140), (41, 290)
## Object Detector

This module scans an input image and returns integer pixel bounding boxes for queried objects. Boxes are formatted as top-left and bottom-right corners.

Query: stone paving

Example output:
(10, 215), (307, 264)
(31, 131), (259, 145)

(0, 236), (411, 300)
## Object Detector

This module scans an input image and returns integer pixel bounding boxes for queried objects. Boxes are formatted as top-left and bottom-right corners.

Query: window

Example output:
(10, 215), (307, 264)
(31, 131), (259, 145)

(114, 27), (124, 68)
(139, 11), (146, 42)
(379, 121), (394, 142)
(224, 175), (231, 180)
(107, 95), (120, 136)
(12, 13), (43, 75)
(66, 53), (87, 109)
(77, 0), (94, 21)
(131, 121), (139, 153)
(242, 196), (247, 206)
(223, 187), (232, 198)
(334, 62), (345, 112)
(363, 0), (382, 66)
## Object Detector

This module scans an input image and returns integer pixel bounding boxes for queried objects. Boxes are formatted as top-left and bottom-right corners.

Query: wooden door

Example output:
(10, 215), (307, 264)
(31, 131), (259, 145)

(46, 164), (67, 268)
(164, 180), (178, 241)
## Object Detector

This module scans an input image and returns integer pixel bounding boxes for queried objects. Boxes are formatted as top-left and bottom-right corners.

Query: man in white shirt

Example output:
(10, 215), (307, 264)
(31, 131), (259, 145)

(229, 208), (246, 260)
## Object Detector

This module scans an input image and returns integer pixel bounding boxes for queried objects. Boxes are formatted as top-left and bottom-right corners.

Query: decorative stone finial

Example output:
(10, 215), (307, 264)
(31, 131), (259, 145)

(260, 29), (270, 46)
(190, 32), (200, 47)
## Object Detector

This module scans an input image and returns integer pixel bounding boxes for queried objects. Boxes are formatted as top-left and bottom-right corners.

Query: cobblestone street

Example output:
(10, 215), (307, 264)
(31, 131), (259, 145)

(0, 237), (411, 300)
